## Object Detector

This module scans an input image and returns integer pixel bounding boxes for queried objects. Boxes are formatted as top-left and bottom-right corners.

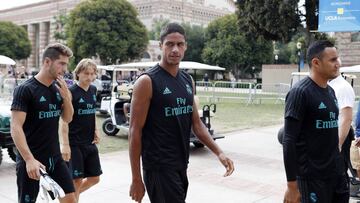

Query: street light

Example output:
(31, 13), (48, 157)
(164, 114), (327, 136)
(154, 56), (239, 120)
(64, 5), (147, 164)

(296, 42), (302, 72)
(274, 54), (278, 64)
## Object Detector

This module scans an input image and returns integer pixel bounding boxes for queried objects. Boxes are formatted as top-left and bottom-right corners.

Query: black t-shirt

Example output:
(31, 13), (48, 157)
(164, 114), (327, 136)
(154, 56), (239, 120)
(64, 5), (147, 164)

(11, 77), (63, 158)
(142, 65), (194, 170)
(68, 84), (97, 146)
(284, 76), (339, 179)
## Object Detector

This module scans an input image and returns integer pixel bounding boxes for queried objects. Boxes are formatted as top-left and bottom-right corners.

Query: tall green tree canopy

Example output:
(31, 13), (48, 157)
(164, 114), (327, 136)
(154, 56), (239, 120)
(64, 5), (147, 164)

(148, 18), (170, 40)
(67, 0), (148, 64)
(236, 0), (320, 43)
(236, 0), (300, 42)
(0, 21), (31, 60)
(182, 23), (205, 62)
(202, 14), (273, 78)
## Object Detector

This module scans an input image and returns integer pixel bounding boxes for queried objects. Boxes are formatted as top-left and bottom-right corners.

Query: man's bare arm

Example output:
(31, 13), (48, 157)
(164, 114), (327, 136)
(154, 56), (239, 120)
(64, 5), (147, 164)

(59, 118), (71, 161)
(338, 107), (352, 150)
(11, 111), (45, 180)
(129, 75), (152, 202)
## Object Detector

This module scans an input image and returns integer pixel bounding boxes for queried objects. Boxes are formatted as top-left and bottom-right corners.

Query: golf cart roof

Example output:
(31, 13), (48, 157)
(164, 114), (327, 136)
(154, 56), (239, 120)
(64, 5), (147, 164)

(0, 55), (16, 65)
(97, 65), (139, 72)
(340, 65), (360, 73)
(291, 72), (310, 76)
(110, 61), (225, 71)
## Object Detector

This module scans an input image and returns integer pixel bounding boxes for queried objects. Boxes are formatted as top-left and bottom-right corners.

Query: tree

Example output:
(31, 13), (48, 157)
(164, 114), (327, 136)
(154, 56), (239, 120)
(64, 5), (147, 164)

(67, 0), (148, 64)
(53, 13), (68, 43)
(148, 18), (170, 40)
(202, 14), (273, 79)
(236, 0), (322, 43)
(0, 21), (31, 60)
(182, 23), (205, 62)
(149, 21), (206, 62)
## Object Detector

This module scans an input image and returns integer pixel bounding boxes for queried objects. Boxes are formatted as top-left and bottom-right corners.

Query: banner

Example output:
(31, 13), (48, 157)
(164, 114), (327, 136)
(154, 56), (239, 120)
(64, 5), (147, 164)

(318, 0), (360, 32)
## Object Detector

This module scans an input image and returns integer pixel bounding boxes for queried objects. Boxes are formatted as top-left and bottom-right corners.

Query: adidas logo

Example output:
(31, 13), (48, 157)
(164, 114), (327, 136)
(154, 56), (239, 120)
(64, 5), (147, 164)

(163, 87), (172, 95)
(318, 102), (327, 109)
(39, 96), (46, 102)
(79, 98), (85, 103)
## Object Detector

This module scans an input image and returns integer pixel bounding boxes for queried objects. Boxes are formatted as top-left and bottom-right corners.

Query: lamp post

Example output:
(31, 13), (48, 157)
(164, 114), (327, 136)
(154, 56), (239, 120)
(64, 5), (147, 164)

(274, 54), (278, 64)
(296, 42), (302, 72)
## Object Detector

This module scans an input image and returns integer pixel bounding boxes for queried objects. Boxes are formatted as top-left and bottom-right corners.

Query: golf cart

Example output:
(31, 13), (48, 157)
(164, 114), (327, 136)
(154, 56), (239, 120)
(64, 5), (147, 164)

(0, 101), (17, 164)
(92, 65), (114, 113)
(101, 61), (225, 148)
(0, 55), (19, 165)
(95, 65), (139, 114)
(102, 81), (134, 136)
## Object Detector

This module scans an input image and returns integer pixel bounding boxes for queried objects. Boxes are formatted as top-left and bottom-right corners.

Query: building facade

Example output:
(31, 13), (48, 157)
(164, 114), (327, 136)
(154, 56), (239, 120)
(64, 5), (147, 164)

(334, 32), (360, 67)
(0, 0), (236, 70)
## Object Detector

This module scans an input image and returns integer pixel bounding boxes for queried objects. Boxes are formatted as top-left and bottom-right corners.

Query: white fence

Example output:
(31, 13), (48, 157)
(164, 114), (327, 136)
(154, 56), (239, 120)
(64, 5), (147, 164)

(195, 81), (290, 104)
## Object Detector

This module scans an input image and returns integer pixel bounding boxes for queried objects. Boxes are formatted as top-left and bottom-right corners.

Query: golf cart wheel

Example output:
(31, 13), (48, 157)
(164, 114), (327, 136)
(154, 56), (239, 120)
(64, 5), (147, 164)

(0, 147), (2, 165)
(7, 146), (17, 162)
(102, 118), (119, 136)
(193, 141), (205, 148)
(278, 126), (284, 145)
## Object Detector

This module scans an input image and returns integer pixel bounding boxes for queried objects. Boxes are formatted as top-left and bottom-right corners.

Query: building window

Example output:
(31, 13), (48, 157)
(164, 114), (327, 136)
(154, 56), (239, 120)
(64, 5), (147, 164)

(351, 32), (360, 42)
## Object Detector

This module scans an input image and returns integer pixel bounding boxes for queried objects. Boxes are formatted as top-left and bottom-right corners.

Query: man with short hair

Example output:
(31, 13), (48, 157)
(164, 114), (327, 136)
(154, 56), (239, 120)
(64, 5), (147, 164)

(283, 40), (349, 203)
(11, 43), (76, 203)
(129, 23), (234, 203)
(61, 58), (102, 203)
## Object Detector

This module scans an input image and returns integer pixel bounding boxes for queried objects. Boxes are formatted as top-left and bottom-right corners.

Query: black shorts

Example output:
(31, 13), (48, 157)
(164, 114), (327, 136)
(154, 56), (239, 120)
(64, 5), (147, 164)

(68, 144), (102, 179)
(16, 155), (75, 203)
(143, 169), (188, 203)
(297, 175), (349, 203)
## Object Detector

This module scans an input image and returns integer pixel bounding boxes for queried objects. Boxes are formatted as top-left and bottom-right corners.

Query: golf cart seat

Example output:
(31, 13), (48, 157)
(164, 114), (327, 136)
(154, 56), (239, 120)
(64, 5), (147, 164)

(116, 83), (133, 100)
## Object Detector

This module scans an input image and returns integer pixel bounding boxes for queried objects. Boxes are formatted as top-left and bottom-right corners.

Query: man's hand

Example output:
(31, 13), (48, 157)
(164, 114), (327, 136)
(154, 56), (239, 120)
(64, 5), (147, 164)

(92, 129), (100, 144)
(355, 137), (360, 147)
(218, 152), (234, 177)
(61, 144), (71, 161)
(55, 76), (71, 102)
(25, 158), (45, 180)
(130, 179), (145, 203)
(284, 181), (301, 203)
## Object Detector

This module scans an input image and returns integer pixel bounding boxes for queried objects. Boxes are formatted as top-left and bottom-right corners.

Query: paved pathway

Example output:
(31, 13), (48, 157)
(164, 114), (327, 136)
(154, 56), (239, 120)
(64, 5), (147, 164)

(0, 125), (358, 202)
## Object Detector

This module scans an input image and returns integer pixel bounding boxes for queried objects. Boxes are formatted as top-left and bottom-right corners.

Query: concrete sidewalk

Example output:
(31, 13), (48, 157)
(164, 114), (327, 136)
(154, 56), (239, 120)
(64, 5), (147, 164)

(0, 125), (291, 202)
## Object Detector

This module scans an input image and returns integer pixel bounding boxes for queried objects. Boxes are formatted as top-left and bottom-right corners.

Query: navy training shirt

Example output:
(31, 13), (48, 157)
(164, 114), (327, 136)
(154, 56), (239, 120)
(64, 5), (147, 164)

(142, 64), (194, 170)
(68, 84), (97, 146)
(283, 76), (340, 180)
(11, 77), (63, 158)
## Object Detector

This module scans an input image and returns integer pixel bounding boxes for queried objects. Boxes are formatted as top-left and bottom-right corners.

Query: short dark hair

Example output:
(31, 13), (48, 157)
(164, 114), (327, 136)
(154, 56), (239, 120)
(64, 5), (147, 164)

(306, 40), (335, 68)
(42, 43), (73, 62)
(160, 23), (186, 43)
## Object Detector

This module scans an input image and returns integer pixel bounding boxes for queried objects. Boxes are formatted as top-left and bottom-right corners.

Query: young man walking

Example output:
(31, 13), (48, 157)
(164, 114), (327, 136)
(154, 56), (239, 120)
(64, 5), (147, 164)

(11, 43), (76, 203)
(283, 40), (349, 203)
(61, 58), (102, 202)
(129, 23), (234, 203)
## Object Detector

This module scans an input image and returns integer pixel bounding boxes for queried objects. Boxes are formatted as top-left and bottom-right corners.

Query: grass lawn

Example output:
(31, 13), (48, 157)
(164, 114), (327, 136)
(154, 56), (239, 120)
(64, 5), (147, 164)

(209, 100), (284, 133)
(96, 98), (285, 153)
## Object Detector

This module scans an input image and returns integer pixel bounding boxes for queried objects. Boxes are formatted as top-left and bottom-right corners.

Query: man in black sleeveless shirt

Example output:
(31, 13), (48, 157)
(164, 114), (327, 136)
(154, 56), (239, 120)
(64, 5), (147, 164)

(11, 43), (76, 203)
(283, 40), (349, 203)
(129, 23), (234, 203)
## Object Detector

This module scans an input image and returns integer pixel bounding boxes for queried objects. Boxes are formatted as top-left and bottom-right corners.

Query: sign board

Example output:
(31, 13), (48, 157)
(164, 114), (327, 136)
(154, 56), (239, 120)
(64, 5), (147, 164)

(318, 0), (360, 32)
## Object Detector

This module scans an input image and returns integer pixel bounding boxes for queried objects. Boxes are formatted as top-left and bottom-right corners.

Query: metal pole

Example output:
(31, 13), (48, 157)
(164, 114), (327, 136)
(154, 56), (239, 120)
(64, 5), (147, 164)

(298, 51), (301, 72)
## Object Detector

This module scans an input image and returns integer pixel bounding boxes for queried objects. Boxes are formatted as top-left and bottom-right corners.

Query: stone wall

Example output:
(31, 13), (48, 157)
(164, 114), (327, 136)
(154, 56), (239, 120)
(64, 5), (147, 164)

(335, 32), (360, 66)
